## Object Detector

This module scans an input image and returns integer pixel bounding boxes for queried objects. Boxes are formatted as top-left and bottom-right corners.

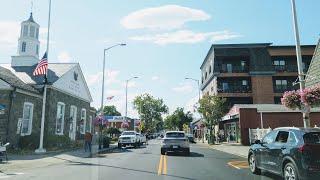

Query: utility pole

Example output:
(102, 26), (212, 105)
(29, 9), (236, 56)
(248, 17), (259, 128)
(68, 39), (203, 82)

(291, 0), (310, 127)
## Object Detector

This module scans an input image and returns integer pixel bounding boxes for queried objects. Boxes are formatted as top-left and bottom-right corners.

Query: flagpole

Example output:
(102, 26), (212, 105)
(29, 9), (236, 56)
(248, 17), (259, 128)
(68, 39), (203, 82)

(36, 0), (52, 153)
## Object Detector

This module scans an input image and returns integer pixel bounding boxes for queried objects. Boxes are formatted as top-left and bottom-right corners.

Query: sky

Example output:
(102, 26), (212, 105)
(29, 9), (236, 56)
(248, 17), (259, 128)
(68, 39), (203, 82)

(0, 0), (319, 118)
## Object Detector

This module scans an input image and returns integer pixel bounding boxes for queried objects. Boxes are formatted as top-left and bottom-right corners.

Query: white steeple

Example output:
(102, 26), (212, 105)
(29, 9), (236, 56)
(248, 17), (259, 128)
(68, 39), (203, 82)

(11, 13), (40, 67)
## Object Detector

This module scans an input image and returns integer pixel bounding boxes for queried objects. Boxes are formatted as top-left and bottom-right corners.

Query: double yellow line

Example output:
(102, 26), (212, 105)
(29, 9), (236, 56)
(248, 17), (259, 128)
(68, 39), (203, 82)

(157, 155), (167, 175)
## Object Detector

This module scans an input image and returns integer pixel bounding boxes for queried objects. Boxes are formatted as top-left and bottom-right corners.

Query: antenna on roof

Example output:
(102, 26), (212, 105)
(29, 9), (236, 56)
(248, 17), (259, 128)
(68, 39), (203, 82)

(30, 0), (34, 13)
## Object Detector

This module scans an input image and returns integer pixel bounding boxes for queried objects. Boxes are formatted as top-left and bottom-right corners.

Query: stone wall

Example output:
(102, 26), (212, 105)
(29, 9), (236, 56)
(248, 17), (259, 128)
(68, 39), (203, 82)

(44, 87), (92, 141)
(0, 90), (11, 142)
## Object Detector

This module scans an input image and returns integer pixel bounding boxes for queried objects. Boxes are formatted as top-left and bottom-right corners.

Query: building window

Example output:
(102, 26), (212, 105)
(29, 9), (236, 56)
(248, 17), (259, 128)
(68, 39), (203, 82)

(275, 80), (288, 92)
(227, 64), (233, 73)
(55, 102), (65, 135)
(30, 26), (35, 38)
(87, 116), (92, 133)
(23, 25), (28, 37)
(274, 97), (282, 104)
(21, 42), (26, 52)
(80, 109), (86, 134)
(209, 66), (212, 74)
(205, 72), (208, 79)
(274, 60), (285, 71)
(21, 102), (34, 136)
(36, 45), (39, 55)
(36, 28), (39, 39)
(222, 82), (229, 92)
(242, 80), (248, 86)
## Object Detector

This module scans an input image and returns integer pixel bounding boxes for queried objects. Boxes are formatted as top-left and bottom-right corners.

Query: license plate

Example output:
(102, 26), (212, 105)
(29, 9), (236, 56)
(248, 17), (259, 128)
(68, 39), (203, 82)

(173, 145), (178, 149)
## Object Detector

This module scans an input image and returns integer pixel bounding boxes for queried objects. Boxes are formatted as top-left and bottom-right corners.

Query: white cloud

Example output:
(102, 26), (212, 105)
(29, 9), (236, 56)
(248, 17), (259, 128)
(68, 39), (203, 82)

(121, 5), (210, 30)
(86, 69), (120, 86)
(57, 51), (72, 63)
(151, 76), (160, 81)
(0, 21), (20, 49)
(185, 96), (201, 119)
(130, 30), (241, 45)
(172, 82), (194, 93)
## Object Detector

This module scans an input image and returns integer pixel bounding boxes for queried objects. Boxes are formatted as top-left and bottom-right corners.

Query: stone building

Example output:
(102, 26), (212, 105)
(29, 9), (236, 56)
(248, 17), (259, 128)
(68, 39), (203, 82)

(0, 13), (95, 149)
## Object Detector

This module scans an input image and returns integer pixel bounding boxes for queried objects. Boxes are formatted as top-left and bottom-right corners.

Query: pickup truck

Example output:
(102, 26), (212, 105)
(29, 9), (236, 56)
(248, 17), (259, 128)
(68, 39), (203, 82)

(118, 131), (139, 148)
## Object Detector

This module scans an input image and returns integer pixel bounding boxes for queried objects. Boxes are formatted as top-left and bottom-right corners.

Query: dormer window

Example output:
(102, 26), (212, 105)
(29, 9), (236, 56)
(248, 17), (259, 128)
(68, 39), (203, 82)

(23, 25), (28, 37)
(21, 42), (26, 52)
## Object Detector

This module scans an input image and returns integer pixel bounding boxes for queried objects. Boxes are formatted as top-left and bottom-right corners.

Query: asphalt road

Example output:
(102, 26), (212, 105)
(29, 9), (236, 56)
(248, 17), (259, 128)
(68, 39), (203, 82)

(1, 140), (282, 180)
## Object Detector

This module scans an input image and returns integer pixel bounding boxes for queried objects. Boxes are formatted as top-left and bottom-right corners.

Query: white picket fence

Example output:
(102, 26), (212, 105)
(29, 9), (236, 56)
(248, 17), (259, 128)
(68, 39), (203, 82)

(248, 128), (272, 144)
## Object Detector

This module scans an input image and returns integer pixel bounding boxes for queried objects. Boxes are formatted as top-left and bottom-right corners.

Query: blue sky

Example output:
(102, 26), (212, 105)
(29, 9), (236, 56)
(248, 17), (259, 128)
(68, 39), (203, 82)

(0, 0), (319, 118)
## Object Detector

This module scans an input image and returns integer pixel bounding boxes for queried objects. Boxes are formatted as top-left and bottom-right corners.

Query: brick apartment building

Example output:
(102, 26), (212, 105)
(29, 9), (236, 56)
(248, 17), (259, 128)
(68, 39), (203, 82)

(199, 43), (320, 145)
(200, 43), (315, 106)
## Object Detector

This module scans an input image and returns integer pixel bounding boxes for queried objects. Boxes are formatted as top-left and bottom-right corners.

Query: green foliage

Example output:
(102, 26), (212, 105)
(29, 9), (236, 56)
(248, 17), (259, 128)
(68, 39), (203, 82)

(164, 107), (193, 131)
(18, 133), (40, 149)
(44, 135), (72, 149)
(102, 105), (121, 116)
(105, 127), (121, 137)
(133, 93), (168, 132)
(198, 94), (228, 144)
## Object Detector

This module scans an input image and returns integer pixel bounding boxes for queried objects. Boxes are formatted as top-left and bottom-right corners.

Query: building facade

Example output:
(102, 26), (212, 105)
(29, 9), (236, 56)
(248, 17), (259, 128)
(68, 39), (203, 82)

(306, 39), (320, 87)
(200, 43), (315, 107)
(0, 13), (95, 149)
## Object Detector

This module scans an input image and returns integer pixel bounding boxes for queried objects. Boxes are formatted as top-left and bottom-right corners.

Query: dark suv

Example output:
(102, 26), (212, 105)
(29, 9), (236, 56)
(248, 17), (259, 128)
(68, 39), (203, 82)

(248, 127), (320, 180)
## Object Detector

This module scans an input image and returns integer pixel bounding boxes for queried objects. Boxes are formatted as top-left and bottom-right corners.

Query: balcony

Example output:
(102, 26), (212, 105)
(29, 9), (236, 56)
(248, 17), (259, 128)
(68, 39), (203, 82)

(217, 85), (252, 93)
(273, 85), (295, 93)
(216, 65), (249, 73)
(273, 65), (298, 72)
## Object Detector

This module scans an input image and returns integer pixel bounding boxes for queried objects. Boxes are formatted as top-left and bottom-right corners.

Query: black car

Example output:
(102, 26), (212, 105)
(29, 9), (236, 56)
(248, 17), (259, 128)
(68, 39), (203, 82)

(248, 127), (320, 180)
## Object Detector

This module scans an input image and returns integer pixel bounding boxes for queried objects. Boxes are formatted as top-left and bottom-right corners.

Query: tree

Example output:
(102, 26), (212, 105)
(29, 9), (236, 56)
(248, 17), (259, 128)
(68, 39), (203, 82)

(133, 93), (168, 132)
(198, 94), (227, 144)
(102, 105), (121, 116)
(105, 127), (121, 138)
(164, 107), (193, 131)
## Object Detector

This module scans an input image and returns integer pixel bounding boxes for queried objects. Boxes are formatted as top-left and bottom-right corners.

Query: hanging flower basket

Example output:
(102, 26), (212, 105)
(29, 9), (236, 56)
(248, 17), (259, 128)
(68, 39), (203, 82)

(281, 85), (320, 110)
(281, 90), (301, 110)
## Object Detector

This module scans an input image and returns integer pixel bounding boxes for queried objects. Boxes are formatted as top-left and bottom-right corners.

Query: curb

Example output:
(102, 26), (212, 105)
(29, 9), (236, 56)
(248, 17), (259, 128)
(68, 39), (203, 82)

(208, 146), (247, 158)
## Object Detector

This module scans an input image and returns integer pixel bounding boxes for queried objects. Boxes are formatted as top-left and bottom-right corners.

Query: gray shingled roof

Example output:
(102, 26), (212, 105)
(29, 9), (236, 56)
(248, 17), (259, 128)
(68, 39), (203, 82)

(0, 66), (39, 93)
(0, 63), (77, 85)
(306, 39), (320, 87)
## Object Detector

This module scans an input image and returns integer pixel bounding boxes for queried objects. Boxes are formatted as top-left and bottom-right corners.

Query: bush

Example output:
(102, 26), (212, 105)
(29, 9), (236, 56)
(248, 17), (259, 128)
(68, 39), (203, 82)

(18, 133), (40, 150)
(44, 135), (72, 149)
(102, 135), (110, 148)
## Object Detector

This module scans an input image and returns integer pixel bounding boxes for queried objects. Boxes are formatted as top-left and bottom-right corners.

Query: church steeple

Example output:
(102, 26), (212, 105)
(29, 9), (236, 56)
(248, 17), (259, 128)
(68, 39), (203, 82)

(11, 12), (40, 67)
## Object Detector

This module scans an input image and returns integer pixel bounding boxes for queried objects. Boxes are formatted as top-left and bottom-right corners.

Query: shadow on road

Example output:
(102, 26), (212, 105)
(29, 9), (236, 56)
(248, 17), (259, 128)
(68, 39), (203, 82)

(260, 171), (282, 180)
(54, 156), (196, 180)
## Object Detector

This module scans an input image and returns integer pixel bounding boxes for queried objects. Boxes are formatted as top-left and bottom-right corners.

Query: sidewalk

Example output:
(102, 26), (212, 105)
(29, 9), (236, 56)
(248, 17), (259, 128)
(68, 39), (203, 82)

(197, 141), (249, 158)
(0, 143), (117, 172)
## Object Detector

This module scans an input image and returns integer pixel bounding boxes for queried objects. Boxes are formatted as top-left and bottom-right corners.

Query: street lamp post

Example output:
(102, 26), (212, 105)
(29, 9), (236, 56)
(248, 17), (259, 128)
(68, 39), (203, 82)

(99, 43), (126, 150)
(185, 77), (202, 141)
(290, 0), (310, 128)
(125, 76), (139, 130)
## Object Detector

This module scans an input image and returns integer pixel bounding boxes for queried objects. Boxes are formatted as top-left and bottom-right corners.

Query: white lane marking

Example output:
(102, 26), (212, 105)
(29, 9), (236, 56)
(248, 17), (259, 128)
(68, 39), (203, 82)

(227, 162), (241, 170)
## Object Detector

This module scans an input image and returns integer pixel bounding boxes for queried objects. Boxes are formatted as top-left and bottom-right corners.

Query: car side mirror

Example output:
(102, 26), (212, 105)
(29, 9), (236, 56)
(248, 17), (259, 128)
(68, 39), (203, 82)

(254, 140), (261, 144)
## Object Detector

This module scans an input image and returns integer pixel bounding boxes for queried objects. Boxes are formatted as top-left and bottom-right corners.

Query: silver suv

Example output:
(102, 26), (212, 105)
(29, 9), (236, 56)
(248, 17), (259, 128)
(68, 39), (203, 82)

(161, 131), (190, 156)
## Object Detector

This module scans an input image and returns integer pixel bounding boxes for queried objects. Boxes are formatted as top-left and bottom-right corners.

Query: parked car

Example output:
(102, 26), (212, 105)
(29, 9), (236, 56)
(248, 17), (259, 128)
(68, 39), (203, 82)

(137, 133), (147, 145)
(118, 131), (139, 148)
(248, 127), (320, 180)
(161, 131), (190, 156)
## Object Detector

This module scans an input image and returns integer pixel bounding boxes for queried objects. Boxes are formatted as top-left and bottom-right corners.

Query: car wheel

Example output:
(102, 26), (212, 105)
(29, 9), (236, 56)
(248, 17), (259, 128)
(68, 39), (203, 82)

(118, 143), (122, 148)
(161, 149), (166, 155)
(284, 162), (298, 180)
(249, 153), (261, 175)
(134, 142), (138, 148)
(185, 149), (190, 156)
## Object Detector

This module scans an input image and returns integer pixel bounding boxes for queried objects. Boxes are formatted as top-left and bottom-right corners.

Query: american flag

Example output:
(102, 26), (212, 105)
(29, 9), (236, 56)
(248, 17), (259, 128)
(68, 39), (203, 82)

(106, 96), (114, 100)
(33, 52), (48, 76)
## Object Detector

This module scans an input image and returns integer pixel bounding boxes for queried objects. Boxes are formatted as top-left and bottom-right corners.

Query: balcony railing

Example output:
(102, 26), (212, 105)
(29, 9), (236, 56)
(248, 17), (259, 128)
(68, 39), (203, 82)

(217, 85), (252, 93)
(274, 85), (295, 93)
(216, 65), (249, 73)
(273, 65), (298, 72)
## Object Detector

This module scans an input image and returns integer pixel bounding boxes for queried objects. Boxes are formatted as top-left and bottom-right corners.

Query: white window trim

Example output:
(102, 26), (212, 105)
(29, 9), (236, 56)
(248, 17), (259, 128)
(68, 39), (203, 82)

(88, 115), (92, 133)
(55, 102), (65, 135)
(21, 102), (34, 136)
(80, 108), (86, 134)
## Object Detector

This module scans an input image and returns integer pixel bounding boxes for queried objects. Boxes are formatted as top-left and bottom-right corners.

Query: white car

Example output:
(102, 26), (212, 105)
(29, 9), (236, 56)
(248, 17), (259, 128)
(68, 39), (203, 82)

(161, 131), (190, 155)
(118, 131), (139, 148)
(137, 133), (147, 145)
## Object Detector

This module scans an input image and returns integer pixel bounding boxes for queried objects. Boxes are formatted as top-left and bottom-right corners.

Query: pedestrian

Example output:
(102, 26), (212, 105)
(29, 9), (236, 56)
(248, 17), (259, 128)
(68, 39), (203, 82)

(84, 131), (93, 154)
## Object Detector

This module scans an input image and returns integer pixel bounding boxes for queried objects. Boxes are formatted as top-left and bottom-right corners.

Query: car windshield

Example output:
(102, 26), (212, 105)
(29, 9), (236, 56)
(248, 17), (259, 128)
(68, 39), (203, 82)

(303, 132), (320, 144)
(166, 132), (185, 138)
(122, 132), (135, 135)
